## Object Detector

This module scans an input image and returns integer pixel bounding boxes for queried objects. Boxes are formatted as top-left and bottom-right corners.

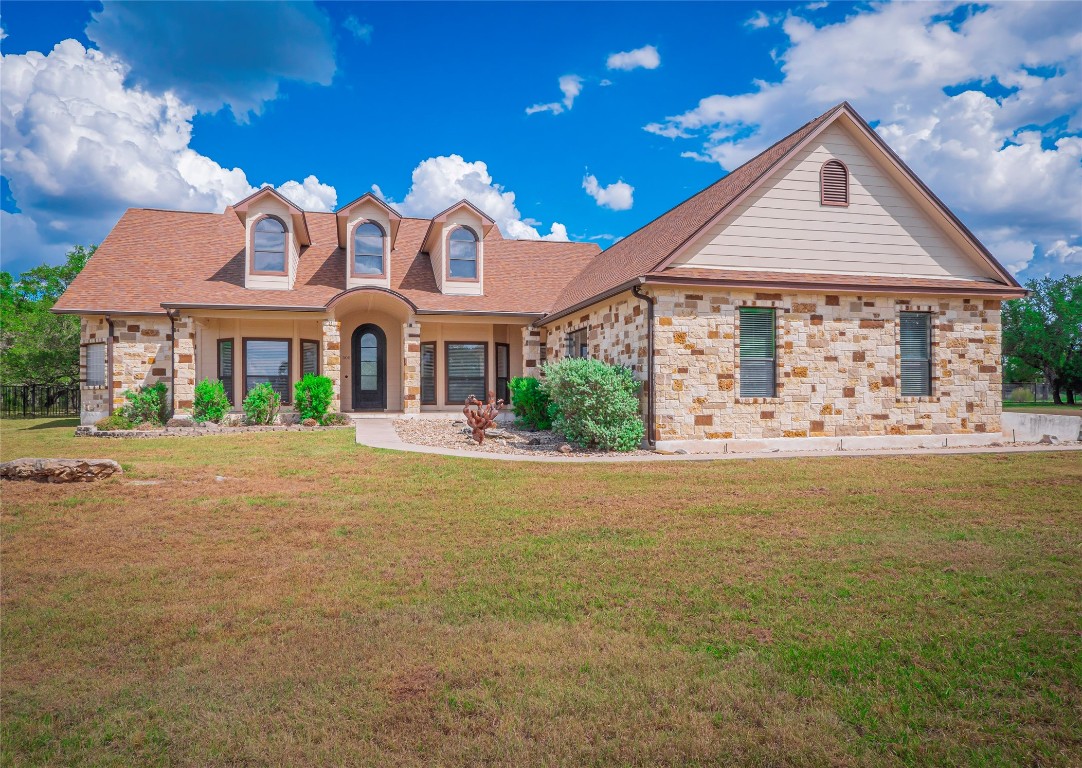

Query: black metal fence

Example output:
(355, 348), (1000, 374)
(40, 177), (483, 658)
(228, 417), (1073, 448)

(1002, 380), (1055, 403)
(0, 384), (81, 418)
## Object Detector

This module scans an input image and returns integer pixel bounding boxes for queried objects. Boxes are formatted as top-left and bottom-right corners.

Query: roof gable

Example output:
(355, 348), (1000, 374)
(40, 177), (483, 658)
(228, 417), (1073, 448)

(232, 186), (311, 246)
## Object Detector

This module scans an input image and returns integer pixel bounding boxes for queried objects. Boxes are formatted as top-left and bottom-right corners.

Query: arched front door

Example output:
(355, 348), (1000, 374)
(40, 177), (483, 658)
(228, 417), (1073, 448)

(352, 324), (387, 410)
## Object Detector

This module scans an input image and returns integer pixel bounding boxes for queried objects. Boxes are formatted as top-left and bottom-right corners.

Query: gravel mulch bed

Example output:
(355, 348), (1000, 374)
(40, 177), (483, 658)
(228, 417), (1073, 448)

(393, 418), (654, 457)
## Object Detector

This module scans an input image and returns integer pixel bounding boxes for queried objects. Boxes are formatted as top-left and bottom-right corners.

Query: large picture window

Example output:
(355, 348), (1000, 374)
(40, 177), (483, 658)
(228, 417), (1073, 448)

(85, 343), (106, 387)
(446, 342), (486, 404)
(218, 339), (234, 405)
(420, 342), (436, 405)
(252, 216), (287, 273)
(244, 339), (291, 404)
(899, 312), (932, 397)
(448, 227), (478, 280)
(739, 307), (776, 397)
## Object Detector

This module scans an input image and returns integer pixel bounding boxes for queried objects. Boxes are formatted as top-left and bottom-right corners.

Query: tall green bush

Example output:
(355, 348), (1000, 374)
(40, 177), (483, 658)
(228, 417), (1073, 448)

(543, 358), (645, 452)
(122, 381), (169, 425)
(508, 376), (551, 430)
(242, 382), (281, 425)
(193, 378), (231, 423)
(294, 374), (334, 423)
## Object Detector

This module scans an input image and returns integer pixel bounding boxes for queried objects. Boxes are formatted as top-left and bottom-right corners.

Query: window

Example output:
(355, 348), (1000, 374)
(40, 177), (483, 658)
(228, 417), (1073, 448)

(566, 327), (588, 359)
(301, 340), (319, 377)
(252, 216), (287, 273)
(421, 342), (436, 405)
(739, 307), (776, 397)
(446, 342), (486, 404)
(218, 339), (234, 405)
(85, 343), (106, 387)
(353, 221), (385, 277)
(899, 312), (932, 396)
(448, 227), (478, 280)
(244, 339), (291, 404)
(820, 160), (849, 206)
(496, 342), (510, 403)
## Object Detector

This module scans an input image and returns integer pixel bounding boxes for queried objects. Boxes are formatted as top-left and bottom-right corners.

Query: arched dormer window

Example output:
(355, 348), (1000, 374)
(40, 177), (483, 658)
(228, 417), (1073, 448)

(820, 160), (849, 207)
(252, 216), (287, 274)
(448, 226), (479, 280)
(352, 221), (386, 277)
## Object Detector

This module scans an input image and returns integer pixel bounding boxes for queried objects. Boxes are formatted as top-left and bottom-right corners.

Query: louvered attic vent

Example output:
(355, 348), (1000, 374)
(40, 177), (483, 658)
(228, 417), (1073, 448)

(820, 159), (849, 206)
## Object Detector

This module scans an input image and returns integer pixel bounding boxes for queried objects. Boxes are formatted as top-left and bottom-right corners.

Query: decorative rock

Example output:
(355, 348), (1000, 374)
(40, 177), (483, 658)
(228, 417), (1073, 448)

(302, 418), (319, 427)
(559, 443), (573, 454)
(485, 428), (512, 440)
(166, 416), (193, 427)
(1038, 434), (1059, 445)
(135, 422), (158, 431)
(526, 437), (543, 446)
(1, 458), (122, 483)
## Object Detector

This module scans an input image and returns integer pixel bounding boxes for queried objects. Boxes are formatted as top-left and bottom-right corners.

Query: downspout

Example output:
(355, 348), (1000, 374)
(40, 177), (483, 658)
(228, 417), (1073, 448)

(106, 316), (115, 415)
(167, 309), (178, 419)
(631, 284), (656, 448)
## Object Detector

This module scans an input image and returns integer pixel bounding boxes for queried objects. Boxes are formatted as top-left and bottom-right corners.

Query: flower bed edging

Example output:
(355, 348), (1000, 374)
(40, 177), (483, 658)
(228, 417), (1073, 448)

(76, 424), (353, 439)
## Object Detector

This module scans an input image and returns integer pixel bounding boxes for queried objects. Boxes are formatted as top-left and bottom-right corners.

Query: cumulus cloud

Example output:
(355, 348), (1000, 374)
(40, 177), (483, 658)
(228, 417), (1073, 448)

(744, 11), (773, 30)
(526, 74), (584, 116)
(0, 40), (335, 273)
(642, 1), (1082, 277)
(382, 155), (568, 241)
(344, 16), (373, 43)
(606, 44), (660, 71)
(582, 174), (635, 211)
(86, 1), (336, 121)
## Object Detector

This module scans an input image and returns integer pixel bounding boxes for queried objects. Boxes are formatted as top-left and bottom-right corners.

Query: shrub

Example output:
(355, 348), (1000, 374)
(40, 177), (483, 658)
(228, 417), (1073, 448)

(322, 412), (352, 426)
(122, 381), (168, 425)
(543, 358), (645, 452)
(193, 378), (231, 423)
(242, 382), (281, 425)
(294, 374), (334, 423)
(508, 376), (552, 430)
(95, 412), (133, 431)
(1008, 386), (1035, 403)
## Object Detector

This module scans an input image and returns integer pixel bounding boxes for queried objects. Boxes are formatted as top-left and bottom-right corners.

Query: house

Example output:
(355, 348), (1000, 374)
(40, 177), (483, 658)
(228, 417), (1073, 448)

(55, 103), (1025, 449)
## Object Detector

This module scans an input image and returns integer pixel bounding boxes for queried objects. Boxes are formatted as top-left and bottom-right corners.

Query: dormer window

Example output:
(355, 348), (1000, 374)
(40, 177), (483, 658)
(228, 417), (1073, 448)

(448, 227), (479, 280)
(252, 216), (287, 274)
(352, 221), (386, 277)
(820, 160), (849, 206)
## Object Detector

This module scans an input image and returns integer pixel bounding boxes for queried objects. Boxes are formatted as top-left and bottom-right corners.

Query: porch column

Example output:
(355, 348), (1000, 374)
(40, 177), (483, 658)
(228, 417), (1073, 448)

(321, 318), (342, 413)
(402, 318), (421, 414)
(522, 326), (542, 378)
(172, 313), (196, 415)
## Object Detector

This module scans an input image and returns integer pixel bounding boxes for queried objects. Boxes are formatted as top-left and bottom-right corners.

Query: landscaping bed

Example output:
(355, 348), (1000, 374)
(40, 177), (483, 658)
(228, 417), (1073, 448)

(393, 418), (653, 457)
(77, 422), (354, 438)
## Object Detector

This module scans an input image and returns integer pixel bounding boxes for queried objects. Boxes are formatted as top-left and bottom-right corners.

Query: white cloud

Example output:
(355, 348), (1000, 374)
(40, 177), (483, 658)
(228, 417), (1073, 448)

(582, 174), (635, 211)
(384, 155), (568, 242)
(344, 16), (373, 43)
(0, 40), (336, 273)
(642, 1), (1082, 278)
(745, 11), (773, 30)
(606, 45), (660, 71)
(526, 74), (584, 116)
(274, 176), (337, 212)
(599, 79), (613, 87)
(1045, 240), (1082, 266)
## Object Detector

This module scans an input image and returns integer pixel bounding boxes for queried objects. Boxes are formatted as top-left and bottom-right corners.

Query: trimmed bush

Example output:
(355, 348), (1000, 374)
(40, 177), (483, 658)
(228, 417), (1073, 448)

(95, 412), (133, 431)
(294, 374), (334, 424)
(122, 381), (168, 425)
(242, 382), (281, 425)
(1008, 386), (1035, 403)
(543, 358), (645, 452)
(193, 378), (231, 423)
(322, 412), (352, 426)
(508, 376), (552, 430)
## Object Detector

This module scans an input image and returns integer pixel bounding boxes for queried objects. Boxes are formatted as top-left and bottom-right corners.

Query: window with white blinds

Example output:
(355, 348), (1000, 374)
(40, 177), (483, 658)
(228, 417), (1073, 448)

(739, 308), (776, 397)
(85, 343), (106, 387)
(446, 343), (486, 404)
(899, 312), (932, 397)
(218, 339), (234, 405)
(245, 339), (291, 404)
(820, 160), (848, 206)
(420, 342), (436, 404)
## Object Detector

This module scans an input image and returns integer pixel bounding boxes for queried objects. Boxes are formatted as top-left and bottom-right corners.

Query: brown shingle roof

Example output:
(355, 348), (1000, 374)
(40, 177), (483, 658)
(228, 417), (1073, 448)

(53, 208), (600, 316)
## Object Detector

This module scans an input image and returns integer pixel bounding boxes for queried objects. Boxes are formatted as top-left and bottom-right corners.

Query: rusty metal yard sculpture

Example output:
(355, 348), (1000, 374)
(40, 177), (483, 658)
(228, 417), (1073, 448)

(463, 391), (504, 444)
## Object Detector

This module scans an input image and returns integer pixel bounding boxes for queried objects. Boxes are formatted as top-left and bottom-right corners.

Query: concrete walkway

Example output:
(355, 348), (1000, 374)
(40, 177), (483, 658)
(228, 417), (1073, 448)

(355, 418), (1082, 464)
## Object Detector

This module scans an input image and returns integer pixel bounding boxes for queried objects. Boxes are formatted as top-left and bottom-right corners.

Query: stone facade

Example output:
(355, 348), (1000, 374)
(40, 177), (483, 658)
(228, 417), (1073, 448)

(522, 327), (543, 379)
(79, 316), (111, 424)
(402, 319), (421, 413)
(171, 314), (195, 413)
(541, 290), (650, 378)
(322, 319), (342, 413)
(651, 287), (1002, 442)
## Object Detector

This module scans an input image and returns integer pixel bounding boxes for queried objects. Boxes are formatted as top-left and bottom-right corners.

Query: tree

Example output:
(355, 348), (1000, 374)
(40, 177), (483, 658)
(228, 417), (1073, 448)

(1002, 276), (1082, 405)
(0, 245), (96, 385)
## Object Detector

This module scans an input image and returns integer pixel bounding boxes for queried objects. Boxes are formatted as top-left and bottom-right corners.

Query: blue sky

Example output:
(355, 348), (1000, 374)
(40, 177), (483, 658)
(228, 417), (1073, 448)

(1, 1), (1079, 279)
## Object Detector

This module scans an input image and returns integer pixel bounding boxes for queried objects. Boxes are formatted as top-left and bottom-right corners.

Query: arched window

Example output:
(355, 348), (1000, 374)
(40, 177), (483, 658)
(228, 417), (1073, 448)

(448, 226), (478, 280)
(353, 221), (386, 276)
(252, 216), (287, 273)
(820, 160), (849, 206)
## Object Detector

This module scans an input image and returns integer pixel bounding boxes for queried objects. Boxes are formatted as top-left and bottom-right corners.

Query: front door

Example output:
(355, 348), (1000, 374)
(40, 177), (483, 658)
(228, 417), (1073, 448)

(352, 324), (386, 410)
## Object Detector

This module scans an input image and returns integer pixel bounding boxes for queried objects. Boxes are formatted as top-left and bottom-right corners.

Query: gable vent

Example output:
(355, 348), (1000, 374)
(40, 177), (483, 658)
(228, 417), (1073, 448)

(820, 159), (849, 206)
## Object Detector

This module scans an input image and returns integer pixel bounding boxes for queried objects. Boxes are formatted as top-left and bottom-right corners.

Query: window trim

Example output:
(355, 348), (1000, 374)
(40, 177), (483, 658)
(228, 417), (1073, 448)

(737, 307), (777, 398)
(349, 219), (388, 279)
(566, 327), (588, 359)
(444, 340), (488, 405)
(249, 214), (289, 276)
(83, 341), (107, 388)
(820, 159), (850, 207)
(242, 337), (292, 405)
(217, 337), (235, 406)
(445, 225), (480, 283)
(420, 341), (437, 405)
(300, 338), (321, 377)
(898, 311), (933, 398)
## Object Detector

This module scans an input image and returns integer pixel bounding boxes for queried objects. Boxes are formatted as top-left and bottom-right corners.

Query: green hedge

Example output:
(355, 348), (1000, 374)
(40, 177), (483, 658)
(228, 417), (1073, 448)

(294, 374), (334, 423)
(508, 376), (552, 430)
(193, 378), (231, 423)
(543, 358), (644, 452)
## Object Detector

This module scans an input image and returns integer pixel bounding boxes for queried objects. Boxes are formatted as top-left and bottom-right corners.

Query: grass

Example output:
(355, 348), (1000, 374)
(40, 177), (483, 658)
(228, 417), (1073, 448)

(2, 417), (1081, 766)
(1004, 402), (1082, 417)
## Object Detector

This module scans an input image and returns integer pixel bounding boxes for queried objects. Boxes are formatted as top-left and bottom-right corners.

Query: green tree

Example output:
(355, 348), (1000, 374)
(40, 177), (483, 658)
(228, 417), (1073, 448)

(1002, 275), (1082, 404)
(0, 245), (95, 385)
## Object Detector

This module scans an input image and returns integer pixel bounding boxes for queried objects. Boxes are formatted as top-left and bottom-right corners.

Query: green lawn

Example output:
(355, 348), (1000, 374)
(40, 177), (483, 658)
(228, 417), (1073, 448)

(2, 418), (1081, 766)
(1004, 402), (1082, 417)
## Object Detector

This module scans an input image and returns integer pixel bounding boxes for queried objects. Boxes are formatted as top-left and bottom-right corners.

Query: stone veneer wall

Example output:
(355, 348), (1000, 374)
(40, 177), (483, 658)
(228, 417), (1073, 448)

(322, 319), (342, 413)
(79, 316), (111, 424)
(171, 314), (195, 413)
(79, 314), (176, 424)
(651, 287), (1002, 442)
(541, 290), (650, 378)
(402, 319), (421, 413)
(521, 327), (543, 379)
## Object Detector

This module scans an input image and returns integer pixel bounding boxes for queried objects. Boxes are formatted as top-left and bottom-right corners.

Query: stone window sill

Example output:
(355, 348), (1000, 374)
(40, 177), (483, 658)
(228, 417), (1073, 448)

(734, 397), (784, 405)
(896, 396), (941, 403)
